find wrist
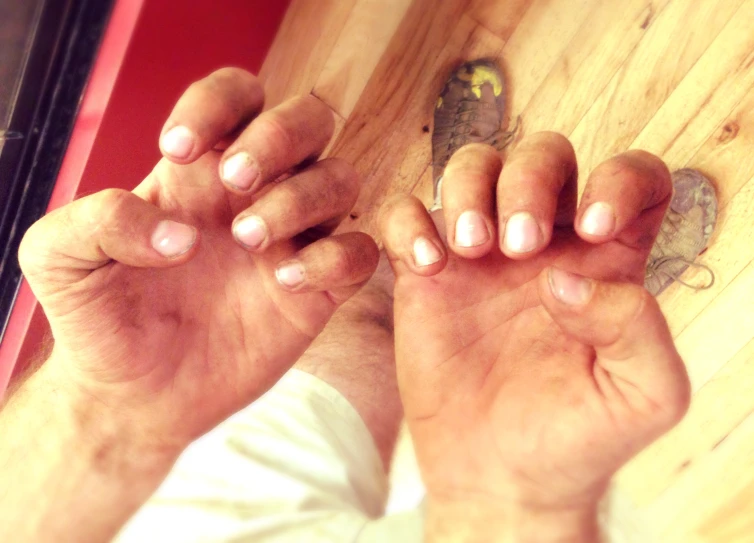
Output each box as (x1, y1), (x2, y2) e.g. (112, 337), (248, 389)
(425, 496), (602, 543)
(42, 349), (182, 474)
(0, 353), (181, 542)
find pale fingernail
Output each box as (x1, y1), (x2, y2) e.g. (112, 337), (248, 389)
(504, 212), (541, 253)
(222, 152), (259, 191)
(548, 267), (593, 306)
(161, 126), (195, 159)
(233, 215), (267, 249)
(581, 202), (616, 236)
(151, 220), (197, 258)
(413, 237), (442, 267)
(276, 262), (305, 288)
(455, 210), (489, 248)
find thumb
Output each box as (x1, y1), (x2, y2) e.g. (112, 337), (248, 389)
(538, 266), (691, 426)
(19, 188), (199, 301)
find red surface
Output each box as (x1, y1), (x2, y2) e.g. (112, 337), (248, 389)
(0, 0), (289, 393)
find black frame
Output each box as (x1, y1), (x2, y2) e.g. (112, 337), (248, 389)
(0, 0), (116, 343)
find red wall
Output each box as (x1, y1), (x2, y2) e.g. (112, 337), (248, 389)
(9, 0), (289, 380)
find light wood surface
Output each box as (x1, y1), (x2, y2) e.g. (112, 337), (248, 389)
(259, 1), (754, 541)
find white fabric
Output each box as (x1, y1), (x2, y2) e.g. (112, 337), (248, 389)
(115, 369), (423, 543)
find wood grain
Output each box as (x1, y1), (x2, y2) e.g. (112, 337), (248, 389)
(313, 0), (413, 118)
(466, 0), (533, 42)
(521, 0), (673, 136)
(501, 0), (601, 118)
(568, 0), (743, 175)
(617, 336), (754, 502)
(258, 0), (357, 108)
(631, 0), (754, 169)
(327, 0), (473, 238)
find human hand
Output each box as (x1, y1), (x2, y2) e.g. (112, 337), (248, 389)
(18, 68), (378, 456)
(380, 134), (690, 542)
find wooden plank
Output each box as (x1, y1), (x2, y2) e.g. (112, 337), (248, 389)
(329, 0), (509, 239)
(672, 257), (754, 392)
(521, 0), (673, 136)
(636, 410), (754, 539)
(466, 0), (534, 43)
(350, 18), (508, 239)
(630, 0), (754, 169)
(258, 0), (357, 108)
(697, 480), (754, 543)
(313, 0), (413, 118)
(354, 20), (508, 239)
(616, 336), (754, 503)
(687, 87), (754, 211)
(501, 0), (600, 118)
(568, 0), (742, 176)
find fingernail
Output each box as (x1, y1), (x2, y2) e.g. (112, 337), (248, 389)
(581, 202), (616, 236)
(161, 126), (195, 159)
(233, 216), (267, 249)
(548, 267), (593, 306)
(222, 152), (259, 191)
(455, 210), (489, 248)
(276, 262), (305, 288)
(413, 237), (443, 267)
(504, 212), (541, 253)
(151, 220), (197, 258)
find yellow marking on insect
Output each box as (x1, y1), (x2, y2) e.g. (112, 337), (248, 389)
(457, 65), (503, 98)
(436, 97), (443, 109)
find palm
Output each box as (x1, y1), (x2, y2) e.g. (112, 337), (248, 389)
(395, 227), (650, 500)
(49, 154), (336, 442)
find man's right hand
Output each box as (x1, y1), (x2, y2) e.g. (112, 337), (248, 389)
(17, 67), (378, 456)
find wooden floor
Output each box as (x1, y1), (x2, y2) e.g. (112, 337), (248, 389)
(259, 1), (754, 541)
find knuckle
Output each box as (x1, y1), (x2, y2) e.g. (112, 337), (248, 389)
(378, 194), (414, 230)
(213, 66), (256, 83)
(17, 221), (45, 275)
(664, 378), (691, 424)
(318, 158), (359, 201)
(326, 243), (354, 280)
(256, 113), (296, 158)
(272, 183), (311, 225)
(321, 236), (373, 282)
(94, 188), (131, 222)
(531, 131), (573, 152)
(297, 94), (331, 118)
(204, 67), (257, 94)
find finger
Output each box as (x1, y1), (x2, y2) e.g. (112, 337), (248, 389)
(577, 150), (672, 249)
(218, 95), (335, 194)
(497, 132), (577, 258)
(441, 143), (501, 258)
(539, 267), (690, 426)
(379, 194), (447, 277)
(231, 158), (358, 251)
(19, 189), (198, 296)
(159, 68), (264, 163)
(274, 232), (380, 303)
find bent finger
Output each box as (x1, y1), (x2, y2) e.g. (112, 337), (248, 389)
(219, 95), (335, 194)
(577, 151), (672, 250)
(160, 67), (264, 163)
(497, 131), (577, 258)
(441, 143), (500, 259)
(231, 158), (359, 251)
(379, 194), (447, 277)
(274, 232), (380, 304)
